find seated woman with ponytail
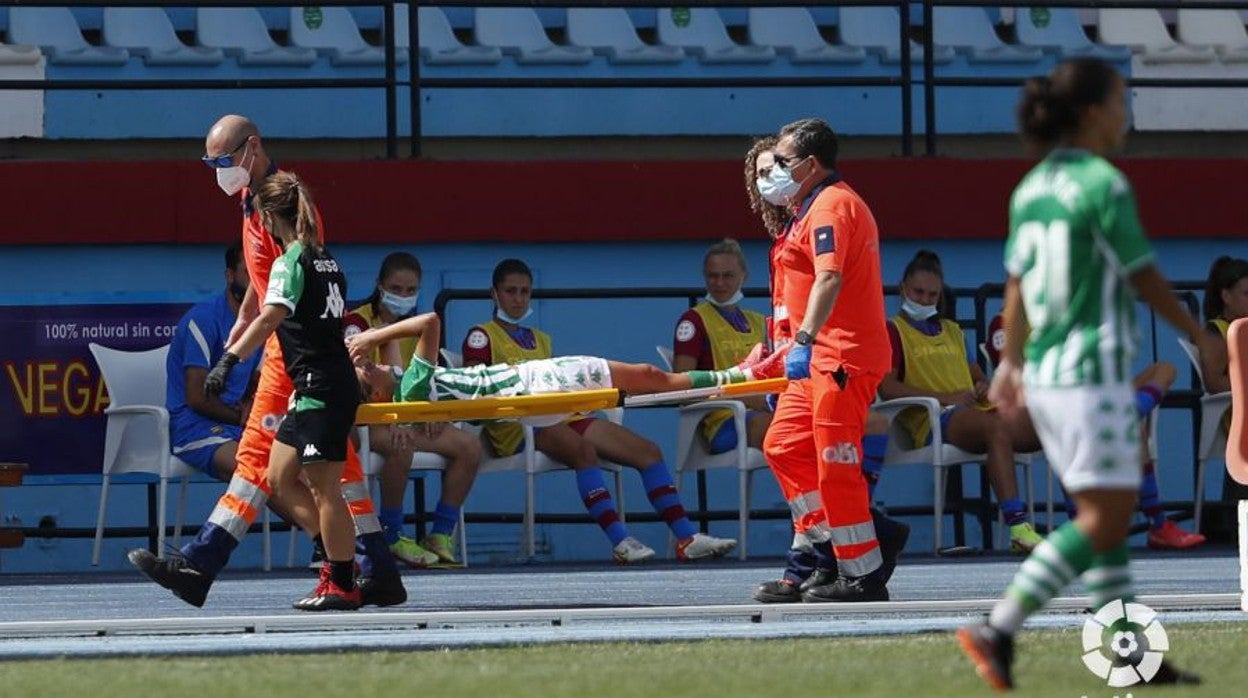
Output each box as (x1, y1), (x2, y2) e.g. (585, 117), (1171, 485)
(879, 249), (1044, 552)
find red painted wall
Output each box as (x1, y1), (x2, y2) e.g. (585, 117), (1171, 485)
(3, 158), (1242, 244)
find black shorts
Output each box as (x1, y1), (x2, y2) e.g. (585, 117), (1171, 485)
(276, 391), (360, 466)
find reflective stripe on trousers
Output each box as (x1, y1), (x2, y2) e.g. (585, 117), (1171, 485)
(207, 475), (267, 541)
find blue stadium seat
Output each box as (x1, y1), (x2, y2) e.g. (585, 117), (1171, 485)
(394, 5), (502, 66)
(1015, 8), (1132, 61)
(102, 8), (223, 67)
(566, 9), (685, 64)
(839, 7), (955, 64)
(747, 8), (866, 64)
(197, 8), (316, 67)
(8, 7), (128, 66)
(656, 8), (775, 64)
(474, 8), (593, 65)
(933, 8), (1044, 63)
(288, 6), (403, 66)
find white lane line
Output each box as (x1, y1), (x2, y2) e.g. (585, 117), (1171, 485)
(0, 593), (1237, 639)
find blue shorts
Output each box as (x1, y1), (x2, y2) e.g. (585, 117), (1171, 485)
(706, 410), (763, 454)
(923, 405), (961, 446)
(170, 412), (242, 476)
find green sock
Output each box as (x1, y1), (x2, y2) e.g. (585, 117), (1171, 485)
(988, 521), (1096, 635)
(1083, 543), (1134, 612)
(687, 367), (747, 389)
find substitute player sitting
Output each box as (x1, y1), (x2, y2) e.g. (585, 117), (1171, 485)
(167, 242), (261, 482)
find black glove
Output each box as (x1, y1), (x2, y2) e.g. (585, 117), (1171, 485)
(205, 352), (240, 397)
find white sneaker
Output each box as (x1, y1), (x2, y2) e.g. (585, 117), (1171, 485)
(612, 537), (656, 564)
(676, 532), (737, 561)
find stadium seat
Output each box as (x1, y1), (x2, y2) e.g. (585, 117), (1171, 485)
(393, 5), (502, 65)
(839, 7), (955, 64)
(1098, 9), (1216, 64)
(102, 8), (224, 67)
(474, 8), (594, 65)
(0, 42), (42, 66)
(1014, 7), (1132, 61)
(673, 400), (768, 560)
(746, 8), (867, 64)
(289, 6), (403, 66)
(655, 345), (674, 371)
(1177, 9), (1248, 64)
(873, 395), (1035, 553)
(87, 343), (196, 567)
(8, 7), (129, 66)
(656, 8), (775, 64)
(932, 8), (1044, 63)
(1177, 337), (1231, 535)
(566, 8), (685, 64)
(197, 8), (317, 67)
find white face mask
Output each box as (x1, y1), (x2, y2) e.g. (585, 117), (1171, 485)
(380, 289), (418, 317)
(705, 290), (744, 308)
(756, 165), (800, 207)
(215, 143), (252, 196)
(901, 297), (939, 321)
(495, 307), (533, 325)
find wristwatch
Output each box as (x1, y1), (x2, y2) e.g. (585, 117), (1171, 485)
(794, 330), (814, 347)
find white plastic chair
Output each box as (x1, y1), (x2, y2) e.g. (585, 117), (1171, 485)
(474, 8), (594, 65)
(932, 8), (1044, 63)
(655, 345), (675, 371)
(1178, 337), (1232, 533)
(196, 8), (317, 66)
(289, 6), (403, 66)
(394, 5), (502, 65)
(567, 8), (684, 64)
(1099, 10), (1216, 64)
(746, 8), (865, 64)
(1177, 10), (1248, 64)
(673, 400), (768, 559)
(0, 42), (43, 66)
(88, 343), (196, 566)
(839, 7), (955, 64)
(102, 8), (223, 66)
(8, 7), (129, 66)
(1015, 8), (1132, 61)
(656, 8), (775, 64)
(873, 396), (1035, 552)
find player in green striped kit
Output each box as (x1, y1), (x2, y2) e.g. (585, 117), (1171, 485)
(349, 313), (787, 417)
(957, 58), (1217, 691)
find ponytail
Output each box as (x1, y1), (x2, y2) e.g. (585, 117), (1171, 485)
(294, 179), (320, 254)
(1017, 58), (1120, 151)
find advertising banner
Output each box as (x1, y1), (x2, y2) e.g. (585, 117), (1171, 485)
(0, 304), (189, 476)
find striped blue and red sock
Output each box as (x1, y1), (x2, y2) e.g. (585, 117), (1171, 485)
(640, 461), (698, 541)
(576, 468), (629, 546)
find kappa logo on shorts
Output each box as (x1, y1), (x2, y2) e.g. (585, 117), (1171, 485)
(821, 443), (859, 464)
(303, 444), (321, 458)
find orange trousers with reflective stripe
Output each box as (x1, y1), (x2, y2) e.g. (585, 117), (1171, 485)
(811, 368), (879, 562)
(222, 334), (373, 529)
(762, 378), (825, 534)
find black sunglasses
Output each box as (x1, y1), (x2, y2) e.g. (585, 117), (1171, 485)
(773, 153), (806, 169)
(201, 138), (249, 169)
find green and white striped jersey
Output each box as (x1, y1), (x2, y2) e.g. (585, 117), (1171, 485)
(397, 356), (524, 403)
(1004, 149), (1154, 387)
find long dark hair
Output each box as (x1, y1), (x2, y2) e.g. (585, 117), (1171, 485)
(744, 136), (788, 238)
(253, 171), (319, 253)
(364, 251), (422, 312)
(1204, 255), (1248, 321)
(1017, 58), (1120, 151)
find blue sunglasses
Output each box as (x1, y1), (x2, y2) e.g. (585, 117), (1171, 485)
(201, 138), (249, 169)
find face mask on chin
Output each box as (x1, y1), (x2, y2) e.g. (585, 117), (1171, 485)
(215, 143), (253, 196)
(495, 307), (533, 325)
(380, 289), (419, 317)
(705, 290), (744, 308)
(901, 297), (939, 321)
